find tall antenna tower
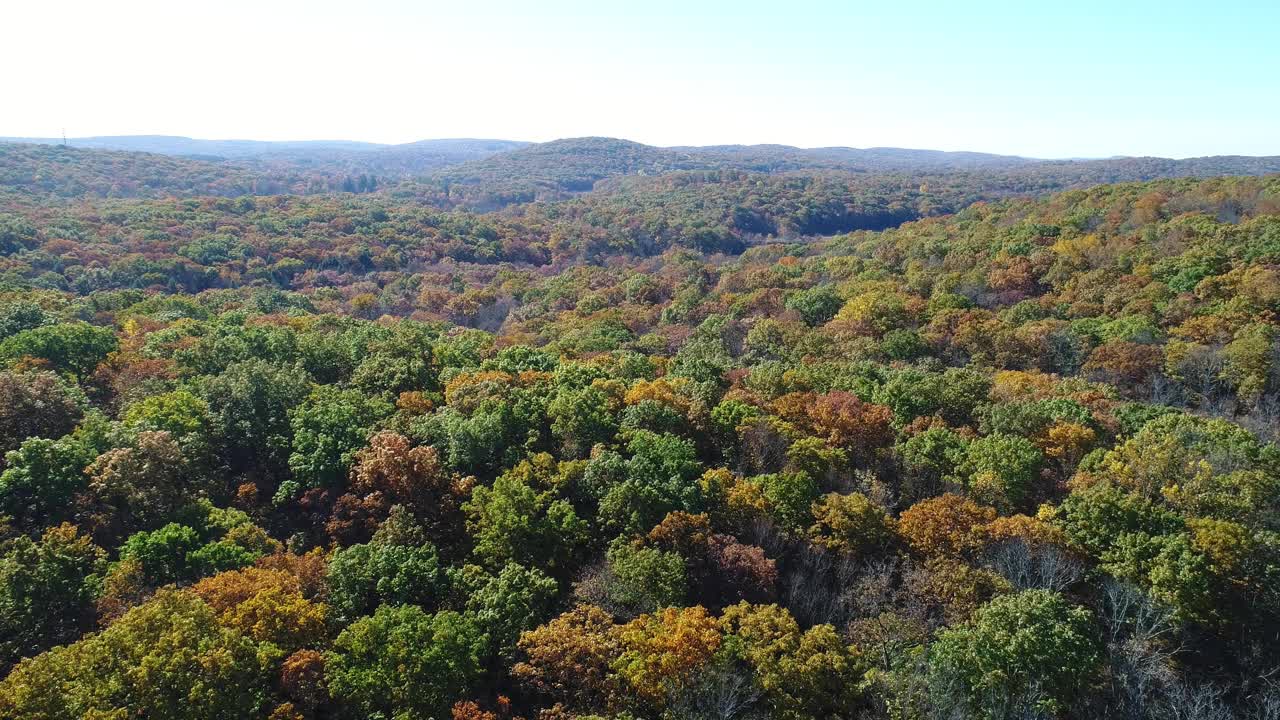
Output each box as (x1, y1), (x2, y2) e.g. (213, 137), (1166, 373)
(62, 129), (67, 147)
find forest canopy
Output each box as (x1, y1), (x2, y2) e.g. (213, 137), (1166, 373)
(0, 138), (1277, 720)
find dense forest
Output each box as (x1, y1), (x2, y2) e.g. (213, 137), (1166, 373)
(0, 137), (1278, 720)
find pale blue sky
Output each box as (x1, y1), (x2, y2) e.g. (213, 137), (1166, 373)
(5, 0), (1278, 157)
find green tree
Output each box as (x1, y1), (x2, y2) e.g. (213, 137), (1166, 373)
(451, 562), (558, 658)
(0, 214), (39, 254)
(898, 426), (968, 497)
(0, 322), (117, 377)
(952, 433), (1044, 509)
(349, 324), (439, 398)
(121, 389), (213, 452)
(0, 524), (105, 667)
(752, 471), (819, 530)
(0, 435), (96, 529)
(590, 431), (704, 537)
(720, 602), (863, 719)
(549, 385), (618, 459)
(592, 540), (687, 616)
(463, 461), (588, 571)
(327, 539), (449, 624)
(785, 286), (843, 327)
(287, 385), (393, 489)
(117, 522), (204, 585)
(326, 605), (487, 720)
(198, 359), (312, 476)
(1101, 531), (1218, 624)
(930, 589), (1101, 719)
(1051, 482), (1183, 557)
(0, 301), (52, 340)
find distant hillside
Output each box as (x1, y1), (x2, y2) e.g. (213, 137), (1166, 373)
(236, 139), (532, 178)
(0, 136), (532, 189)
(1, 135), (527, 159)
(0, 142), (277, 198)
(4, 134), (1278, 208)
(0, 139), (533, 199)
(422, 137), (1280, 211)
(0, 135), (386, 157)
(681, 144), (1039, 172)
(426, 138), (1040, 208)
(987, 155), (1280, 189)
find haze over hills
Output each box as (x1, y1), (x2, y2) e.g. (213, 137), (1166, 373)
(0, 135), (529, 159)
(0, 136), (536, 190)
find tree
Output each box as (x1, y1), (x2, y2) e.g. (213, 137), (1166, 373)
(0, 322), (117, 377)
(929, 589), (1101, 719)
(898, 426), (968, 499)
(834, 287), (914, 336)
(641, 512), (778, 608)
(578, 541), (687, 617)
(613, 605), (722, 706)
(280, 649), (328, 713)
(952, 433), (1044, 509)
(1083, 341), (1164, 394)
(451, 562), (558, 658)
(198, 359), (312, 477)
(80, 431), (198, 541)
(349, 431), (471, 538)
(751, 471), (819, 530)
(549, 385), (619, 459)
(116, 522), (204, 585)
(327, 605), (488, 720)
(0, 589), (276, 720)
(785, 286), (843, 327)
(0, 370), (85, 458)
(326, 537), (449, 623)
(0, 524), (105, 667)
(0, 210), (38, 252)
(800, 391), (895, 461)
(1092, 414), (1280, 527)
(192, 567), (327, 652)
(668, 316), (734, 386)
(121, 389), (213, 452)
(808, 491), (893, 555)
(287, 385), (393, 490)
(514, 605), (622, 712)
(897, 493), (997, 557)
(590, 430), (706, 538)
(465, 459), (588, 571)
(1221, 322), (1276, 403)
(349, 326), (438, 398)
(1101, 532), (1218, 625)
(0, 301), (49, 339)
(784, 437), (849, 490)
(1051, 482), (1183, 557)
(702, 535), (780, 607)
(0, 434), (96, 529)
(719, 602), (863, 719)
(906, 556), (1012, 624)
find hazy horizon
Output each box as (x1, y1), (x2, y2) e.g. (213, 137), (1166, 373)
(5, 132), (1269, 162)
(6, 0), (1279, 159)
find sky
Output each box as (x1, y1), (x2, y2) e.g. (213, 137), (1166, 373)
(5, 0), (1279, 158)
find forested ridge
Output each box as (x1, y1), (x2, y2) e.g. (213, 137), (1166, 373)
(0, 139), (1278, 720)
